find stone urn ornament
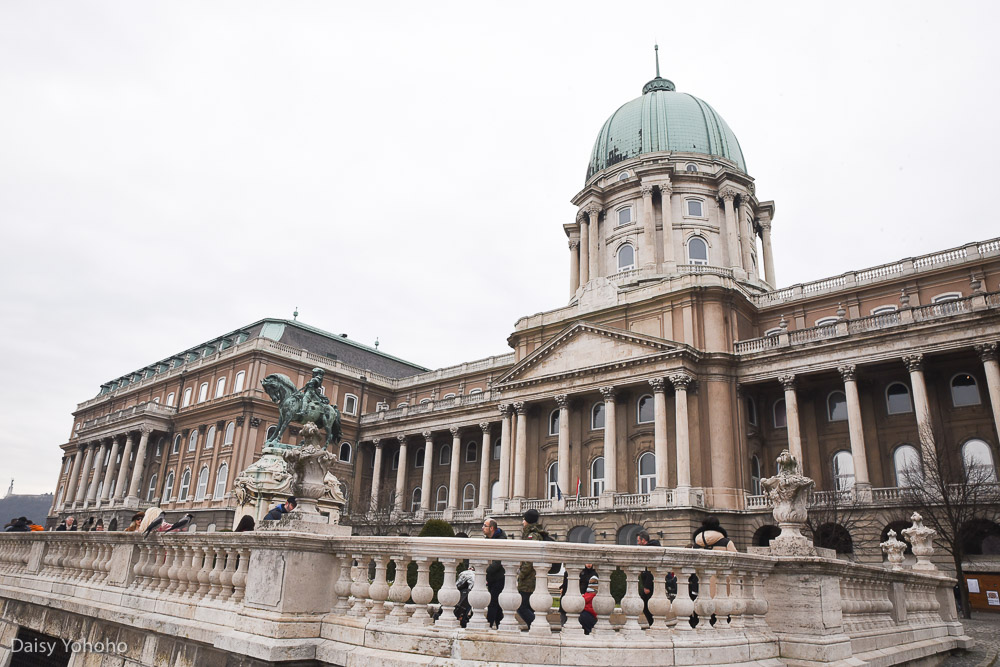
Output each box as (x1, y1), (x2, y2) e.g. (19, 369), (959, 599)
(282, 422), (339, 516)
(760, 449), (817, 556)
(901, 512), (937, 571)
(881, 529), (907, 570)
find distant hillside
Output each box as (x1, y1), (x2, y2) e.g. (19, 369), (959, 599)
(0, 494), (53, 527)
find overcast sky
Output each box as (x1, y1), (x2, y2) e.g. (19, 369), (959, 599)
(2, 1), (998, 496)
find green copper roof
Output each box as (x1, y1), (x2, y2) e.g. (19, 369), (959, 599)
(587, 78), (747, 181)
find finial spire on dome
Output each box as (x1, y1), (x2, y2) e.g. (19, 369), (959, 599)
(655, 43), (660, 78)
(642, 44), (675, 94)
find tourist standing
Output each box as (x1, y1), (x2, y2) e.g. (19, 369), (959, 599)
(482, 517), (507, 628)
(517, 509), (551, 629)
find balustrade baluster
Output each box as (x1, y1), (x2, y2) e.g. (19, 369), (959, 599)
(620, 565), (645, 634)
(434, 558), (460, 629)
(194, 546), (211, 597)
(219, 548), (237, 601)
(528, 562), (553, 636)
(497, 560), (521, 632)
(386, 556), (411, 624)
(728, 571), (746, 629)
(590, 566), (616, 635)
(673, 568), (695, 631)
(465, 558), (491, 631)
(231, 548), (249, 602)
(367, 555), (389, 622)
(78, 542), (95, 582)
(695, 568), (716, 631)
(561, 563), (586, 637)
(647, 566), (672, 634)
(332, 552), (354, 614)
(204, 546), (222, 600)
(410, 558), (434, 625)
(132, 546), (149, 588)
(349, 555), (369, 617)
(713, 572), (732, 632)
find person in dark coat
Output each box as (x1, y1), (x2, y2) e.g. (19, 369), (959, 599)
(55, 516), (76, 531)
(235, 515), (256, 532)
(482, 517), (507, 628)
(262, 497), (296, 521)
(4, 517), (30, 532)
(516, 509), (551, 629)
(637, 530), (661, 626)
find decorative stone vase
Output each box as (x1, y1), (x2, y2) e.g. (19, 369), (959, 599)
(901, 512), (937, 571)
(760, 449), (817, 556)
(881, 530), (907, 570)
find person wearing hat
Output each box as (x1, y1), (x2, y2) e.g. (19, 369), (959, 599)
(124, 512), (145, 532)
(516, 508), (551, 628)
(580, 575), (599, 635)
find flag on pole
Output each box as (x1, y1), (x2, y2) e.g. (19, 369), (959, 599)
(575, 477), (581, 501)
(556, 485), (562, 500)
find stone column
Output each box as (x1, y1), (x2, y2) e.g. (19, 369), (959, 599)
(555, 395), (570, 497)
(64, 446), (84, 508)
(720, 188), (740, 268)
(394, 435), (408, 512)
(760, 217), (776, 286)
(85, 440), (108, 506)
(478, 422), (491, 509)
(448, 427), (461, 510)
(50, 457), (67, 513)
(839, 365), (871, 488)
(660, 183), (675, 270)
(976, 343), (1000, 442)
(600, 387), (618, 494)
(904, 354), (937, 456)
(370, 439), (383, 512)
(671, 374), (693, 490)
(126, 428), (151, 502)
(586, 204), (601, 281)
(74, 442), (96, 504)
(497, 404), (512, 501)
(99, 436), (121, 503)
(114, 432), (135, 501)
(569, 240), (580, 296)
(420, 431), (434, 511)
(778, 375), (803, 463)
(650, 378), (669, 489)
(740, 195), (755, 277)
(513, 402), (528, 498)
(640, 183), (656, 268)
(578, 213), (590, 285)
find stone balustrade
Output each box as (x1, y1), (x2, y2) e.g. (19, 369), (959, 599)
(0, 531), (969, 667)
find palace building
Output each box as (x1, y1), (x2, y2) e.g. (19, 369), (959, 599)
(48, 66), (1000, 562)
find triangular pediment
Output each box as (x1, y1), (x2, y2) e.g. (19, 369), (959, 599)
(494, 322), (680, 387)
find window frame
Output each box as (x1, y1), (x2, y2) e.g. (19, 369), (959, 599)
(340, 442), (352, 463)
(414, 447), (424, 469)
(616, 242), (636, 272)
(166, 392), (175, 407)
(224, 422), (235, 446)
(636, 394), (654, 424)
(188, 429), (198, 452)
(773, 398), (787, 429)
(814, 316), (839, 327)
(182, 388), (192, 407)
(685, 163), (698, 172)
(465, 441), (477, 463)
(931, 291), (962, 303)
(172, 434), (181, 455)
(198, 382), (209, 403)
(746, 396), (758, 426)
(638, 451), (656, 494)
(343, 393), (359, 416)
(146, 474), (158, 502)
(617, 171), (630, 181)
(591, 402), (605, 430)
(687, 236), (709, 265)
(391, 449), (399, 470)
(233, 370), (246, 393)
(205, 425), (216, 450)
(215, 377), (226, 398)
(615, 206), (633, 227)
(950, 372), (981, 407)
(195, 466), (210, 501)
(591, 456), (605, 496)
(410, 487), (422, 513)
(827, 390), (848, 422)
(892, 444), (922, 486)
(685, 198), (705, 218)
(439, 444), (451, 466)
(962, 439), (998, 483)
(214, 463), (229, 499)
(462, 483), (476, 509)
(750, 456), (762, 495)
(832, 450), (855, 491)
(493, 438), (501, 461)
(178, 468), (192, 501)
(436, 485), (448, 511)
(163, 471), (175, 501)
(871, 305), (898, 315)
(886, 382), (913, 415)
(548, 409), (559, 436)
(547, 461), (559, 499)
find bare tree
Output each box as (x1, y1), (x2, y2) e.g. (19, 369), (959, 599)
(345, 487), (400, 536)
(898, 427), (1000, 619)
(805, 489), (883, 560)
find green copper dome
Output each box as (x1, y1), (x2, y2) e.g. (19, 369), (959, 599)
(587, 77), (747, 181)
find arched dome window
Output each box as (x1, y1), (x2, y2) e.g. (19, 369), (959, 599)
(963, 439), (997, 483)
(951, 373), (981, 407)
(617, 171), (630, 181)
(832, 451), (855, 491)
(685, 163), (698, 172)
(591, 457), (605, 496)
(893, 445), (921, 486)
(617, 244), (635, 271)
(547, 462), (559, 499)
(773, 399), (787, 428)
(462, 483), (476, 509)
(886, 382), (913, 414)
(687, 237), (708, 265)
(591, 402), (605, 430)
(638, 452), (656, 493)
(548, 409), (559, 436)
(637, 395), (654, 424)
(827, 391), (848, 422)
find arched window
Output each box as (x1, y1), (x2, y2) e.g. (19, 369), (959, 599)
(637, 395), (654, 424)
(568, 526), (596, 543)
(886, 382), (913, 414)
(465, 441), (477, 463)
(872, 305), (898, 315)
(391, 449), (399, 470)
(750, 455), (762, 495)
(166, 392), (175, 407)
(548, 409), (560, 436)
(773, 399), (787, 428)
(547, 462), (559, 499)
(108, 478), (117, 499)
(224, 422), (235, 446)
(178, 468), (192, 501)
(214, 463), (229, 499)
(410, 487), (422, 513)
(687, 236), (708, 265)
(764, 327), (782, 337)
(617, 524), (644, 545)
(591, 457), (605, 496)
(344, 394), (358, 416)
(963, 439), (998, 483)
(638, 452), (656, 493)
(814, 523), (854, 554)
(463, 483), (476, 509)
(205, 426), (216, 450)
(893, 445), (922, 486)
(419, 398), (431, 405)
(932, 292), (962, 303)
(340, 442), (352, 463)
(617, 244), (635, 271)
(96, 481), (103, 501)
(493, 438), (501, 460)
(491, 480), (500, 506)
(685, 163), (698, 173)
(618, 171), (630, 181)
(146, 474), (157, 502)
(439, 444), (451, 466)
(397, 402), (409, 408)
(591, 402), (605, 429)
(827, 391), (848, 422)
(188, 429), (198, 452)
(436, 485), (448, 511)
(746, 396), (758, 426)
(197, 382), (208, 403)
(216, 377), (226, 398)
(182, 388), (192, 407)
(951, 373), (981, 407)
(163, 471), (175, 500)
(414, 447), (425, 468)
(686, 199), (704, 217)
(832, 451), (855, 491)
(155, 437), (165, 457)
(233, 371), (245, 393)
(815, 317), (839, 327)
(195, 466), (209, 501)
(265, 425), (278, 441)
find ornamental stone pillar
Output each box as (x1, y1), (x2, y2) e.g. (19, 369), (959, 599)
(586, 204), (601, 281)
(569, 240), (580, 297)
(838, 365), (871, 489)
(720, 188), (740, 268)
(555, 395), (570, 497)
(100, 436), (121, 503)
(126, 427), (152, 503)
(394, 435), (408, 512)
(740, 195), (755, 277)
(64, 446), (84, 508)
(650, 378), (669, 490)
(478, 422), (491, 509)
(760, 215), (776, 286)
(85, 440), (108, 506)
(660, 183), (676, 271)
(778, 375), (803, 463)
(671, 374), (693, 490)
(497, 405), (512, 502)
(114, 432), (135, 501)
(976, 343), (1000, 443)
(513, 402), (528, 498)
(904, 354), (937, 457)
(74, 443), (96, 505)
(578, 213), (590, 285)
(600, 387), (618, 494)
(420, 431), (434, 511)
(370, 439), (383, 512)
(640, 183), (656, 268)
(448, 427), (461, 510)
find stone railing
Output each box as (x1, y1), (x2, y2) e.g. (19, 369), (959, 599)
(361, 389), (495, 425)
(613, 492), (651, 508)
(0, 531), (967, 667)
(77, 400), (178, 433)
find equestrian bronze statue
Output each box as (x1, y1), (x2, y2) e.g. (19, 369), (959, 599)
(261, 367), (342, 446)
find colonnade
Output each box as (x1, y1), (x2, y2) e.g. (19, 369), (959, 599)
(54, 427), (153, 513)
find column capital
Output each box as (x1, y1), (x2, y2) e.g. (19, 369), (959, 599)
(397, 435), (408, 446)
(498, 403), (511, 417)
(372, 437), (381, 448)
(449, 426), (460, 436)
(640, 183), (654, 197)
(554, 394), (569, 408)
(658, 182), (673, 196)
(669, 373), (693, 390)
(648, 377), (666, 393)
(422, 430), (433, 442)
(740, 192), (754, 207)
(599, 386), (616, 401)
(139, 426), (152, 437)
(585, 203), (602, 217)
(903, 354), (925, 373)
(838, 364), (858, 382)
(976, 342), (998, 363)
(719, 187), (738, 202)
(759, 219), (772, 232)
(777, 374), (796, 390)
(479, 421), (491, 434)
(512, 401), (527, 415)
(568, 239), (580, 250)
(576, 208), (587, 223)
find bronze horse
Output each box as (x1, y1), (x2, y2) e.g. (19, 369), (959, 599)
(261, 373), (342, 446)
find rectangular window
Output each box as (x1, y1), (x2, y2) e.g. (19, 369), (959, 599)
(344, 394), (358, 416)
(686, 200), (703, 217)
(617, 207), (632, 226)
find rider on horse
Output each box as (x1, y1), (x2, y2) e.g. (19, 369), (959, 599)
(296, 367), (330, 414)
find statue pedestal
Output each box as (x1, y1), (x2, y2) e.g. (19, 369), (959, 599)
(257, 510), (351, 537)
